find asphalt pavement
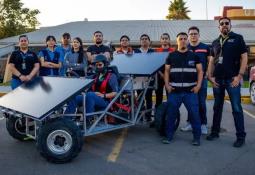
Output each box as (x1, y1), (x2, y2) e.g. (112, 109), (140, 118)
(0, 100), (255, 175)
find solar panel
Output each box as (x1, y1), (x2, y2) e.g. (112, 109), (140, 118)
(111, 52), (169, 76)
(0, 77), (93, 120)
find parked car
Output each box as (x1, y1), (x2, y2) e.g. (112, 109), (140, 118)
(249, 65), (255, 104)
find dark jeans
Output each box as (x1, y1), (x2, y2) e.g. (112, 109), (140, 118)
(211, 78), (246, 139)
(165, 92), (201, 140)
(187, 79), (207, 124)
(65, 92), (109, 117)
(11, 78), (22, 90)
(155, 74), (165, 109)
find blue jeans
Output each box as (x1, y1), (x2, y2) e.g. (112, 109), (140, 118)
(165, 92), (201, 140)
(65, 92), (109, 117)
(11, 78), (22, 90)
(187, 79), (207, 124)
(212, 79), (246, 139)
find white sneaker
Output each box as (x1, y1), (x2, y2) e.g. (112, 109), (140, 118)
(180, 123), (192, 132)
(201, 124), (208, 135)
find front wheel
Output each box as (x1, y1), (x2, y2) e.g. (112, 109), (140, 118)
(250, 82), (255, 104)
(36, 118), (83, 163)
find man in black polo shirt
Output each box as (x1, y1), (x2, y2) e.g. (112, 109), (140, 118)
(163, 32), (203, 146)
(207, 17), (248, 148)
(8, 35), (40, 89)
(86, 31), (111, 64)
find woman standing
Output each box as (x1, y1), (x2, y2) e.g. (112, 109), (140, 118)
(64, 37), (87, 77)
(38, 35), (61, 76)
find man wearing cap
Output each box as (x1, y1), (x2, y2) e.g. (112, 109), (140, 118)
(65, 55), (119, 115)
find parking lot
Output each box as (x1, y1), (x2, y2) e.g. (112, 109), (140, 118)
(0, 100), (255, 175)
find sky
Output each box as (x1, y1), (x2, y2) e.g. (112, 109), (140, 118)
(21, 0), (255, 27)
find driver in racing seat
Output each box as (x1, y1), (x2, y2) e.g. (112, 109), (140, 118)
(65, 55), (119, 117)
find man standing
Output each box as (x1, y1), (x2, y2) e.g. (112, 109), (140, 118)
(134, 34), (154, 122)
(55, 33), (72, 76)
(114, 35), (133, 55)
(87, 31), (111, 63)
(181, 26), (211, 134)
(207, 17), (248, 148)
(155, 33), (174, 109)
(163, 32), (203, 146)
(8, 35), (40, 89)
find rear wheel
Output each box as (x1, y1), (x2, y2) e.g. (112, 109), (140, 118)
(36, 118), (83, 163)
(155, 102), (180, 136)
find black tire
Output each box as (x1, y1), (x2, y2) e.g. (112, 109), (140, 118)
(155, 102), (180, 136)
(36, 118), (83, 163)
(6, 116), (27, 141)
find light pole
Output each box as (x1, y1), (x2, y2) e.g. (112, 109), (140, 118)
(206, 0), (208, 20)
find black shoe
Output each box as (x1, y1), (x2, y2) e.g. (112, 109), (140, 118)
(233, 139), (245, 148)
(191, 139), (200, 146)
(206, 133), (219, 141)
(162, 138), (172, 144)
(149, 121), (155, 128)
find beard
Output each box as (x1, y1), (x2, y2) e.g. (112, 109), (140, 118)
(96, 40), (102, 45)
(221, 28), (230, 35)
(181, 47), (186, 51)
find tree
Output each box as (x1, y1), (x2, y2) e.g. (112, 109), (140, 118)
(166, 0), (191, 20)
(0, 0), (40, 39)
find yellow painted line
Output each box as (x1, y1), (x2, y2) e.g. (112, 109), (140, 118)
(225, 100), (255, 119)
(107, 128), (128, 162)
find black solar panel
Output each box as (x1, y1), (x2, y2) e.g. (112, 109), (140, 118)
(111, 52), (169, 76)
(0, 77), (93, 120)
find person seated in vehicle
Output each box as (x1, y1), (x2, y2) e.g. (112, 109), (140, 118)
(65, 55), (119, 116)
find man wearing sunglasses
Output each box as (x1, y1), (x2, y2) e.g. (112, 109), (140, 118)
(207, 17), (248, 148)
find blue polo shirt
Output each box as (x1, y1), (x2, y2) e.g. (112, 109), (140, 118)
(188, 42), (210, 75)
(211, 31), (247, 79)
(55, 44), (72, 76)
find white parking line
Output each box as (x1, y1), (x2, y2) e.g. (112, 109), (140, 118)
(225, 100), (255, 119)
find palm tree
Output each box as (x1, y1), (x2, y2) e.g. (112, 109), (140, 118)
(166, 0), (191, 20)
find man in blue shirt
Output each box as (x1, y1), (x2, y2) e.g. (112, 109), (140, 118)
(55, 33), (72, 76)
(181, 26), (211, 134)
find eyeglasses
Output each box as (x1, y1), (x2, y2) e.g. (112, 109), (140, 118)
(220, 22), (230, 26)
(189, 33), (198, 36)
(95, 63), (104, 67)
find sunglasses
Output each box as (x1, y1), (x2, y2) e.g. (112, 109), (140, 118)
(220, 22), (230, 26)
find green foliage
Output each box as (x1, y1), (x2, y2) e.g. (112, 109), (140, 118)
(166, 0), (191, 20)
(0, 0), (40, 39)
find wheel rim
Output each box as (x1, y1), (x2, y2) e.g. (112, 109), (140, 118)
(251, 83), (255, 103)
(46, 130), (73, 155)
(14, 118), (26, 135)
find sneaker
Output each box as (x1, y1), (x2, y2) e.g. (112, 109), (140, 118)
(162, 138), (172, 144)
(206, 133), (219, 141)
(233, 139), (245, 148)
(191, 139), (200, 146)
(180, 123), (192, 132)
(201, 124), (208, 135)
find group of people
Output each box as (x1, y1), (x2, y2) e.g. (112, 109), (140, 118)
(8, 16), (248, 147)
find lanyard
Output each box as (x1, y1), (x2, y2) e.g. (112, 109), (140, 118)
(219, 36), (229, 56)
